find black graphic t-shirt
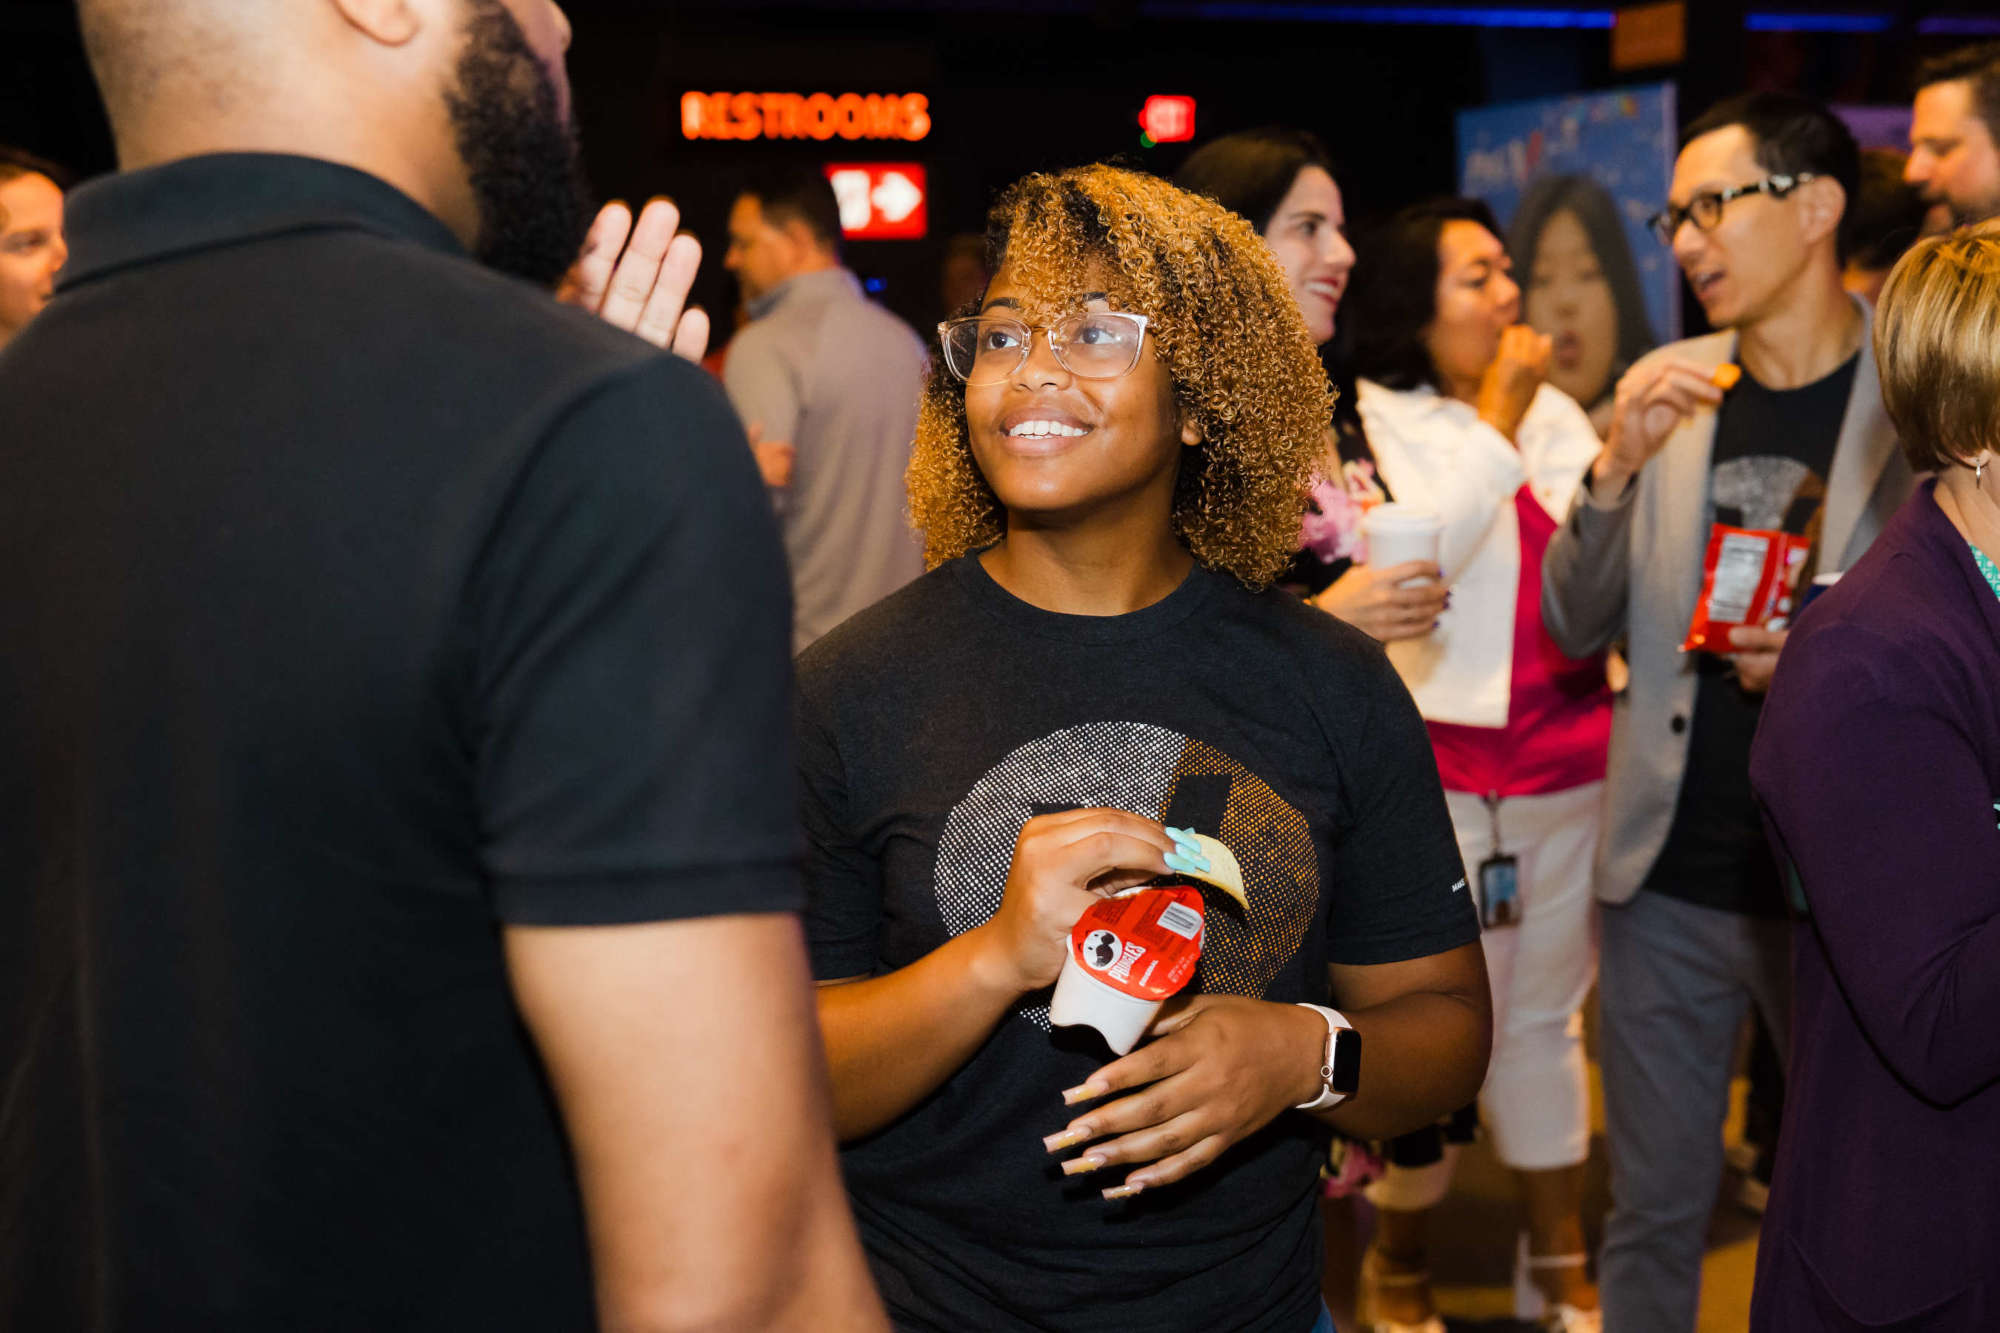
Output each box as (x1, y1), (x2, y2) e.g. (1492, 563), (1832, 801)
(1645, 353), (1856, 916)
(797, 555), (1476, 1333)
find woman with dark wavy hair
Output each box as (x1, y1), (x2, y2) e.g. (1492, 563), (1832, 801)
(1176, 128), (1448, 642)
(798, 164), (1489, 1332)
(1341, 198), (1608, 1333)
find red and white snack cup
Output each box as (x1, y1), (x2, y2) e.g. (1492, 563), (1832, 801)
(1048, 886), (1205, 1055)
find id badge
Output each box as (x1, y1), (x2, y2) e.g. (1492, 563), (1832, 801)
(1479, 854), (1520, 929)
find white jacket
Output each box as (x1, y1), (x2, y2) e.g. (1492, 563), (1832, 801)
(1357, 378), (1603, 728)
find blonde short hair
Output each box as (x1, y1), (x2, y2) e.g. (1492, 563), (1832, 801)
(1873, 227), (2000, 472)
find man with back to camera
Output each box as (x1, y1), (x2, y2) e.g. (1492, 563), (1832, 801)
(0, 146), (68, 352)
(0, 2), (886, 1329)
(1907, 42), (2000, 230)
(722, 165), (926, 652)
(1542, 93), (1914, 1333)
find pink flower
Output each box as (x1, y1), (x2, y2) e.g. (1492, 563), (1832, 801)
(1298, 461), (1383, 564)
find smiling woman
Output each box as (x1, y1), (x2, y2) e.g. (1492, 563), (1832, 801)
(797, 163), (1491, 1333)
(909, 165), (1329, 588)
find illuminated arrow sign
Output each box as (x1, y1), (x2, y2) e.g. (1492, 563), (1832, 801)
(822, 163), (928, 240)
(871, 171), (924, 224)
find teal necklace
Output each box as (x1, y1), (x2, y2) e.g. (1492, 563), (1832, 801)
(1972, 541), (2000, 603)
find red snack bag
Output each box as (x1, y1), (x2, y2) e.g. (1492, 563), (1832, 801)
(1048, 886), (1205, 1053)
(1680, 524), (1811, 655)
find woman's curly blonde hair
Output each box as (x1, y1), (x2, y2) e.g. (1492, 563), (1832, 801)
(907, 163), (1332, 589)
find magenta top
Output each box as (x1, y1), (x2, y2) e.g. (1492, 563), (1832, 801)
(1427, 488), (1611, 797)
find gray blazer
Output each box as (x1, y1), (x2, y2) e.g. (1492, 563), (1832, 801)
(1540, 298), (1915, 904)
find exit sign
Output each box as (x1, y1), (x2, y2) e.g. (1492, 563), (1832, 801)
(824, 164), (928, 241)
(1140, 95), (1197, 144)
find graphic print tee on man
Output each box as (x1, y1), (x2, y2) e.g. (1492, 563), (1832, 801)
(798, 555), (1478, 1333)
(1643, 354), (1857, 916)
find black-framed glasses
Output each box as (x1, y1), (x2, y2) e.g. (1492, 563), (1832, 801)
(1647, 172), (1817, 245)
(936, 311), (1150, 386)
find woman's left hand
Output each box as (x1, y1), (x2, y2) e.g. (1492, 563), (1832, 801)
(1041, 996), (1326, 1198)
(1312, 561), (1447, 641)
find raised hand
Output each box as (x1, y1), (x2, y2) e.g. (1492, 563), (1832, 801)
(1592, 358), (1725, 497)
(558, 198), (711, 362)
(1476, 324), (1553, 442)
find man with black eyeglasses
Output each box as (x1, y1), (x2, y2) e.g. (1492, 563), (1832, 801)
(1541, 92), (1914, 1332)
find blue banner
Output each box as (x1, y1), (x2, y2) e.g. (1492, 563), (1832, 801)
(1458, 83), (1681, 418)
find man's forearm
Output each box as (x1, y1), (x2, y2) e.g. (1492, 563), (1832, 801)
(1541, 463), (1636, 660)
(1587, 449), (1639, 504)
(506, 915), (887, 1333)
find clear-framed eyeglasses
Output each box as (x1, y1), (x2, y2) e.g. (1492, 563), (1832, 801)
(1647, 172), (1817, 245)
(936, 311), (1150, 386)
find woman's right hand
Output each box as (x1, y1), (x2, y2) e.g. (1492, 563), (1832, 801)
(971, 810), (1178, 996)
(1475, 324), (1553, 442)
(1312, 562), (1447, 642)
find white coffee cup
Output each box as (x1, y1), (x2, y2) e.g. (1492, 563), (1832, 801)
(1362, 503), (1443, 576)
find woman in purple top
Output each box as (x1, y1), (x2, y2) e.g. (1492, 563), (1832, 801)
(1748, 231), (2000, 1331)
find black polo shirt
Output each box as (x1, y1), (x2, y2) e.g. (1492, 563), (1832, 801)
(0, 154), (800, 1330)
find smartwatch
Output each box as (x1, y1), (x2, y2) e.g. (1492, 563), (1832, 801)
(1293, 1004), (1361, 1111)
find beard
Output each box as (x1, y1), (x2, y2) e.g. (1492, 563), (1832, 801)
(443, 0), (592, 286)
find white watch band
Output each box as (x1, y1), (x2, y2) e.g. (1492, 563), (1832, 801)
(1293, 1003), (1353, 1111)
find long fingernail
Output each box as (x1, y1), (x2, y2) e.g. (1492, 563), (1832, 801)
(1102, 1182), (1145, 1201)
(1061, 1153), (1107, 1176)
(1042, 1125), (1092, 1153)
(1165, 826), (1200, 849)
(1164, 851), (1212, 875)
(1061, 1083), (1100, 1106)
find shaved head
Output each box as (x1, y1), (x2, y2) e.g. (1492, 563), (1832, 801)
(77, 0), (265, 137)
(74, 0), (588, 283)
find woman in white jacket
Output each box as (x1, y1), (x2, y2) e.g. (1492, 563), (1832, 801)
(1340, 199), (1610, 1333)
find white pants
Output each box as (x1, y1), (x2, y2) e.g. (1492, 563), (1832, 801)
(1367, 781), (1601, 1208)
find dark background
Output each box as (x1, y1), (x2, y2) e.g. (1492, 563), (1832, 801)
(3, 0), (1991, 335)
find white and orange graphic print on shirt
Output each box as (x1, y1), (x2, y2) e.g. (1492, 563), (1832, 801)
(931, 720), (1319, 1031)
